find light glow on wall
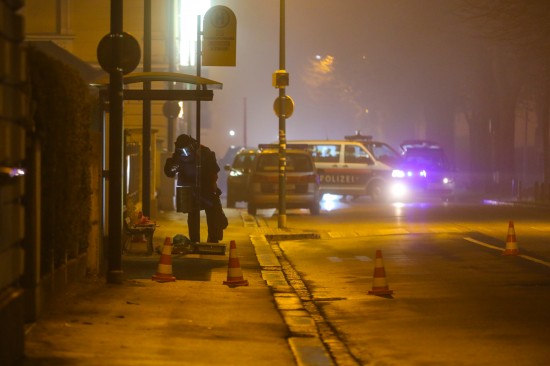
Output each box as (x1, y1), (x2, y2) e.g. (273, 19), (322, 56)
(177, 0), (211, 67)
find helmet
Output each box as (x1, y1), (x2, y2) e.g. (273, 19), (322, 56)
(173, 234), (190, 246)
(172, 234), (192, 254)
(174, 134), (197, 158)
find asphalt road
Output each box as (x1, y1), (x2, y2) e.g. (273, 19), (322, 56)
(258, 196), (550, 365)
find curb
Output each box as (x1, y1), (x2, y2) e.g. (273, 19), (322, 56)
(244, 213), (336, 366)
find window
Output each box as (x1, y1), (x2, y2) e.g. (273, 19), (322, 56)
(257, 154), (279, 172)
(125, 142), (141, 199)
(286, 154), (313, 172)
(233, 153), (256, 170)
(366, 142), (401, 164)
(311, 144), (340, 163)
(257, 153), (313, 172)
(344, 145), (373, 164)
(404, 149), (449, 169)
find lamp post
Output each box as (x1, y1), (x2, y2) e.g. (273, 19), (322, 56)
(278, 0), (287, 229)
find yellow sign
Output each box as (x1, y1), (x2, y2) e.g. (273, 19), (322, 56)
(202, 6), (237, 67)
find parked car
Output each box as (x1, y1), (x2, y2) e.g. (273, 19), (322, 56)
(217, 145), (253, 195)
(246, 144), (321, 215)
(393, 140), (455, 200)
(224, 148), (259, 208)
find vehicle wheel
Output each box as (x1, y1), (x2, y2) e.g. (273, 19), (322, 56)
(310, 201), (320, 216)
(247, 203), (257, 215)
(369, 182), (386, 202)
(226, 190), (236, 208)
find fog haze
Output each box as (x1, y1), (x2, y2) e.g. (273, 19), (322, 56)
(203, 0), (465, 157)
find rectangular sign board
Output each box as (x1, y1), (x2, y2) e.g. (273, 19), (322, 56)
(202, 5), (237, 67)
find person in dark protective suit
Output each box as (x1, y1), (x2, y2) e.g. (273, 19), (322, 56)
(164, 134), (228, 243)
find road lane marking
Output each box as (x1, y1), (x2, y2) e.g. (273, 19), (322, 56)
(327, 231), (358, 238)
(530, 225), (550, 232)
(518, 254), (550, 268)
(464, 237), (550, 268)
(463, 237), (502, 251)
(327, 256), (372, 262)
(355, 256), (372, 261)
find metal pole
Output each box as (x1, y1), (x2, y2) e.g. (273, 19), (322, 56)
(107, 0), (124, 284)
(244, 97), (247, 147)
(278, 0), (286, 229)
(167, 0), (176, 147)
(142, 0), (152, 217)
(188, 14), (202, 243)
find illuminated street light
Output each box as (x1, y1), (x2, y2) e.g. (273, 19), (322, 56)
(177, 0), (211, 67)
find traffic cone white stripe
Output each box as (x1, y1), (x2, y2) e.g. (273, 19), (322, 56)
(503, 221), (519, 256)
(157, 263), (172, 273)
(223, 240), (248, 287)
(372, 277), (388, 288)
(152, 237), (176, 282)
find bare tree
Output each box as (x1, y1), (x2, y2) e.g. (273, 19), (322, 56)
(460, 0), (550, 191)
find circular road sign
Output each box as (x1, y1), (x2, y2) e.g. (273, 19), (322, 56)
(97, 32), (141, 75)
(273, 95), (294, 119)
(163, 101), (181, 119)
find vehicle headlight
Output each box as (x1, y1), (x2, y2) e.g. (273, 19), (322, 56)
(420, 170), (427, 177)
(229, 170), (243, 177)
(390, 182), (408, 198)
(392, 169), (405, 178)
(442, 177), (452, 184)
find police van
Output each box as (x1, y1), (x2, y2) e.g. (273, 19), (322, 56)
(288, 139), (399, 201)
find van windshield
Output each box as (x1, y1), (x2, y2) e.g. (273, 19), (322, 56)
(361, 141), (401, 166)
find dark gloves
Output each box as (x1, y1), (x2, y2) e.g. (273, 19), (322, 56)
(164, 157), (179, 177)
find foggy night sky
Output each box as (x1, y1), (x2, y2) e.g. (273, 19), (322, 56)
(203, 0), (467, 158)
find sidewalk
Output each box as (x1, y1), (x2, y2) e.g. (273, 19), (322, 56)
(23, 208), (330, 366)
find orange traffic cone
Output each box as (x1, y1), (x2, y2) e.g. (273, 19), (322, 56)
(368, 250), (393, 296)
(223, 240), (249, 287)
(152, 237), (176, 282)
(502, 220), (519, 256)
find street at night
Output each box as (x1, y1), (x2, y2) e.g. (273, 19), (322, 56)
(5, 1), (550, 365)
(264, 196), (550, 365)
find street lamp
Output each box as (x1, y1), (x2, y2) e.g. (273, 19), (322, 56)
(277, 0), (287, 229)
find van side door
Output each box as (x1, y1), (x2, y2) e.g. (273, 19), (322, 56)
(342, 144), (376, 191)
(311, 143), (375, 195)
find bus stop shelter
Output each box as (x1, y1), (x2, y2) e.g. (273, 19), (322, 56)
(92, 71), (224, 282)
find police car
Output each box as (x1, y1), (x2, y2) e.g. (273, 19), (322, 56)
(288, 139), (401, 201)
(393, 140), (455, 200)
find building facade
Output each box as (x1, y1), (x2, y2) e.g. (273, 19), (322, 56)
(1, 1), (219, 363)
(1, 0), (28, 364)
